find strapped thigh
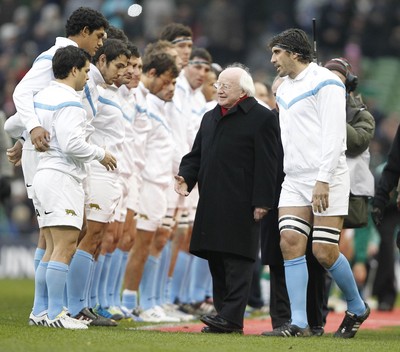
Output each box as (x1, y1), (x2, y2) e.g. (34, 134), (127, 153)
(161, 214), (175, 229)
(312, 226), (341, 245)
(278, 215), (312, 238)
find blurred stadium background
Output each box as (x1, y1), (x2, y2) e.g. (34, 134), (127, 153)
(0, 0), (400, 279)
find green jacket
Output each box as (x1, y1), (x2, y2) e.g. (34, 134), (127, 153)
(346, 94), (375, 157)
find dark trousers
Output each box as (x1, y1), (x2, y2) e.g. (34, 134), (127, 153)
(207, 251), (254, 329)
(269, 264), (290, 329)
(373, 207), (398, 308)
(247, 254), (264, 309)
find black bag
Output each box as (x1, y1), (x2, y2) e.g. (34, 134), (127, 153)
(343, 194), (369, 229)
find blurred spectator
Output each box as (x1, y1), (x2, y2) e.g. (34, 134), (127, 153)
(201, 0), (244, 65)
(0, 109), (14, 236)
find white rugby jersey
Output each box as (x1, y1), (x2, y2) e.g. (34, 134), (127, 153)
(165, 96), (190, 175)
(141, 93), (174, 187)
(174, 73), (207, 148)
(204, 100), (217, 113)
(118, 84), (137, 177)
(33, 81), (105, 182)
(90, 83), (125, 178)
(276, 62), (348, 184)
(12, 37), (79, 134)
(82, 63), (104, 140)
(131, 81), (152, 174)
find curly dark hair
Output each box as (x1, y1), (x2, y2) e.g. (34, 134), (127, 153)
(65, 7), (109, 37)
(268, 28), (313, 64)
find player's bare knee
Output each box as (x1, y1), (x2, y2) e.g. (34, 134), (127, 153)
(279, 215), (311, 257)
(312, 227), (341, 268)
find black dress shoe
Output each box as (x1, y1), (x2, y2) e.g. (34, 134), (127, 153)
(200, 315), (243, 334)
(201, 326), (225, 333)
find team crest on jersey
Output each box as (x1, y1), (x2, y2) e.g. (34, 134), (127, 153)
(65, 209), (77, 216)
(89, 203), (102, 210)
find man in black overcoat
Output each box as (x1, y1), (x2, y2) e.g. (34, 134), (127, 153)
(175, 64), (280, 333)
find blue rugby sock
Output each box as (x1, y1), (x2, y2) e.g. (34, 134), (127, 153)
(113, 250), (129, 307)
(34, 248), (45, 272)
(46, 261), (69, 320)
(284, 255), (308, 328)
(178, 254), (194, 304)
(328, 253), (366, 316)
(122, 289), (138, 311)
(139, 255), (159, 310)
(32, 261), (48, 315)
(90, 254), (104, 308)
(67, 249), (93, 316)
(164, 276), (173, 304)
(107, 249), (123, 307)
(189, 256), (211, 303)
(98, 253), (112, 308)
(155, 241), (171, 306)
(170, 251), (190, 303)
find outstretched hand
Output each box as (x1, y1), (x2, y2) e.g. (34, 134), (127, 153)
(174, 175), (189, 196)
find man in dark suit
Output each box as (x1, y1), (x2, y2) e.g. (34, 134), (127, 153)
(175, 63), (280, 334)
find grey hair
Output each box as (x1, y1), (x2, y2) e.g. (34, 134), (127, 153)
(225, 62), (255, 97)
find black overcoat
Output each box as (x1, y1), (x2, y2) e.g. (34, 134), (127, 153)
(178, 97), (280, 261)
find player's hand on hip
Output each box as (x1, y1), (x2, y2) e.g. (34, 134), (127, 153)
(100, 151), (117, 171)
(6, 140), (23, 166)
(30, 126), (50, 152)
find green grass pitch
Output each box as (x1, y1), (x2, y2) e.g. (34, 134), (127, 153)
(0, 279), (399, 352)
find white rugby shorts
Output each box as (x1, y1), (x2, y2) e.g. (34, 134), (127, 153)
(85, 175), (122, 223)
(32, 169), (84, 229)
(136, 180), (168, 232)
(279, 171), (350, 216)
(21, 143), (39, 199)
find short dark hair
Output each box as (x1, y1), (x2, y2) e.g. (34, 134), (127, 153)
(106, 25), (129, 43)
(142, 52), (179, 78)
(190, 47), (212, 63)
(65, 7), (109, 37)
(268, 28), (313, 63)
(127, 43), (140, 58)
(52, 46), (90, 79)
(92, 39), (131, 64)
(159, 23), (192, 42)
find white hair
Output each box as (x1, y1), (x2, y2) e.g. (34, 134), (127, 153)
(225, 62), (255, 97)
